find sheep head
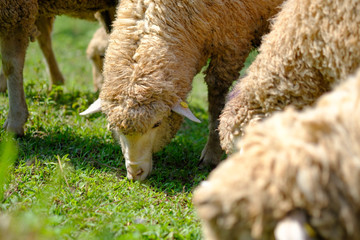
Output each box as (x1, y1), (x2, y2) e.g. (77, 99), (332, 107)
(80, 99), (200, 180)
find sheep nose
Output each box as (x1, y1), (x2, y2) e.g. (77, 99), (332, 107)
(127, 167), (146, 181)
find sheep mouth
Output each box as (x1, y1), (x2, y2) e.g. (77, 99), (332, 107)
(136, 169), (144, 176)
(127, 168), (145, 177)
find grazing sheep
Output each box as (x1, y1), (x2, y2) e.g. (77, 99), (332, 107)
(85, 9), (116, 92)
(86, 26), (109, 92)
(0, 0), (118, 136)
(218, 0), (360, 153)
(194, 69), (360, 240)
(81, 0), (284, 180)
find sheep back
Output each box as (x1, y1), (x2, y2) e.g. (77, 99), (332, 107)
(100, 0), (283, 134)
(219, 0), (360, 153)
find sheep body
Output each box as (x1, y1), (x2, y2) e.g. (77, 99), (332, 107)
(0, 0), (118, 135)
(0, 16), (99, 92)
(0, 1), (116, 45)
(95, 0), (284, 180)
(219, 0), (360, 152)
(0, 4), (116, 92)
(194, 69), (360, 240)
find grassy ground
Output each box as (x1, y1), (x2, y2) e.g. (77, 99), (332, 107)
(0, 16), (256, 239)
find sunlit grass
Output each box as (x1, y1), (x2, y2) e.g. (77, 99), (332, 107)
(0, 15), (257, 239)
(0, 16), (209, 239)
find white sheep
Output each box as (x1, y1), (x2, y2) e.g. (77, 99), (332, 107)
(86, 26), (109, 92)
(218, 0), (360, 153)
(0, 0), (118, 136)
(194, 69), (360, 240)
(81, 0), (284, 180)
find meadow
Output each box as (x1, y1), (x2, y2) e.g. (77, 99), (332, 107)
(0, 16), (256, 239)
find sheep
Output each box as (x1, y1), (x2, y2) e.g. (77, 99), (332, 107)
(80, 0), (284, 181)
(86, 26), (109, 92)
(218, 0), (360, 153)
(193, 68), (360, 240)
(0, 9), (115, 93)
(0, 16), (64, 93)
(34, 16), (66, 89)
(0, 0), (118, 136)
(86, 9), (115, 92)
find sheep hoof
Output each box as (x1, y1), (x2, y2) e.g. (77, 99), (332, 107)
(3, 119), (25, 137)
(199, 143), (223, 168)
(50, 76), (65, 87)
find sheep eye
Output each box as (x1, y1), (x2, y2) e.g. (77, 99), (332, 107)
(152, 121), (162, 128)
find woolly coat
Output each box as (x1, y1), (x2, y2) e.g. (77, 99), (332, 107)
(100, 0), (283, 146)
(0, 0), (117, 38)
(218, 0), (360, 153)
(0, 2), (116, 93)
(194, 69), (360, 240)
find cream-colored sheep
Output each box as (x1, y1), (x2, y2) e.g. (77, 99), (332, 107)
(86, 26), (109, 92)
(0, 0), (118, 136)
(219, 0), (360, 153)
(194, 69), (360, 240)
(81, 0), (284, 180)
(85, 9), (116, 92)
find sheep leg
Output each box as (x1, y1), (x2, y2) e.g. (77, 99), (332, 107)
(0, 66), (6, 92)
(200, 73), (234, 166)
(1, 31), (29, 136)
(35, 16), (65, 89)
(200, 49), (245, 165)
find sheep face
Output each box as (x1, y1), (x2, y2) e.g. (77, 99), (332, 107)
(81, 99), (200, 180)
(111, 111), (183, 180)
(86, 27), (109, 91)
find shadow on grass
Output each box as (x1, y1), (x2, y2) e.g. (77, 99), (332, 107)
(24, 85), (100, 112)
(4, 105), (221, 195)
(16, 128), (126, 174)
(148, 106), (218, 193)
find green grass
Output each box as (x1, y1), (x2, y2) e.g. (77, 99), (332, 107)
(0, 16), (256, 239)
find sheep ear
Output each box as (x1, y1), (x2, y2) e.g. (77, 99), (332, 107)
(80, 98), (102, 115)
(172, 101), (201, 123)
